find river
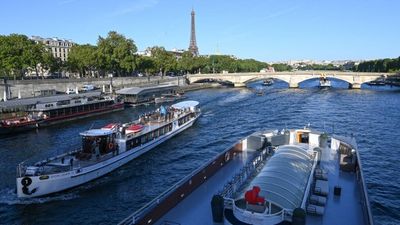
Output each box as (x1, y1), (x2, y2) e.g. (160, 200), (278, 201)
(0, 79), (399, 225)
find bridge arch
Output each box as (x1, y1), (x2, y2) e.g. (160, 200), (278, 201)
(244, 76), (290, 85)
(190, 78), (234, 86)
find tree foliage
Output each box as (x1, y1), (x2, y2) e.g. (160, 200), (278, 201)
(0, 34), (53, 79)
(0, 31), (273, 79)
(271, 63), (292, 72)
(297, 63), (341, 71)
(96, 31), (137, 76)
(354, 57), (400, 72)
(68, 44), (98, 76)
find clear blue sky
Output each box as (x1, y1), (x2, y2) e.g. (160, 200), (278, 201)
(1, 0), (399, 62)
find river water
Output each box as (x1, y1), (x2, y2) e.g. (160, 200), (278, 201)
(0, 80), (399, 225)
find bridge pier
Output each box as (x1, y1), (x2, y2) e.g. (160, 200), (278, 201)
(289, 82), (299, 88)
(349, 83), (361, 89)
(233, 82), (246, 88)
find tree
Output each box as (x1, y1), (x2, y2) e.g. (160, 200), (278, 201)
(177, 51), (196, 74)
(96, 31), (137, 76)
(136, 55), (156, 75)
(0, 34), (50, 79)
(150, 46), (177, 76)
(272, 63), (293, 71)
(68, 44), (98, 77)
(355, 57), (400, 72)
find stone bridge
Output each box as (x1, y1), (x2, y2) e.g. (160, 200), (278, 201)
(187, 71), (394, 88)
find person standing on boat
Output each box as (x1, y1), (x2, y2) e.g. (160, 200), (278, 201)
(95, 139), (100, 159)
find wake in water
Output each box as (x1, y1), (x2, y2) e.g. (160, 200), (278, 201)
(0, 188), (79, 205)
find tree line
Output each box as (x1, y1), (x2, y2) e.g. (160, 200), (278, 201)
(353, 57), (400, 73)
(0, 31), (271, 79)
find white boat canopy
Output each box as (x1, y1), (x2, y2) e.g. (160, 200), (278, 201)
(171, 101), (199, 110)
(247, 145), (313, 210)
(80, 129), (114, 137)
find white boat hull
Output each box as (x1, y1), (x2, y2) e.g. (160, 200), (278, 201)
(17, 115), (199, 198)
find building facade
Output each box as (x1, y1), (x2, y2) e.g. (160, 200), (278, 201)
(31, 36), (74, 62)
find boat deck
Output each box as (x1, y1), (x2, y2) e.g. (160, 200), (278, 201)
(153, 146), (367, 225)
(306, 145), (365, 225)
(154, 149), (258, 225)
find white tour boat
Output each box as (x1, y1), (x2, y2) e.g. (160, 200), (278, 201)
(119, 127), (373, 225)
(319, 77), (331, 88)
(16, 100), (201, 198)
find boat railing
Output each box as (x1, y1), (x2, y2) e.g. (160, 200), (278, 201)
(301, 151), (319, 209)
(118, 141), (241, 225)
(354, 141), (374, 225)
(17, 148), (81, 177)
(218, 148), (270, 199)
(231, 198), (286, 224)
(332, 136), (374, 225)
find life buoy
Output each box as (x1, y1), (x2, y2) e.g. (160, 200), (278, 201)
(224, 152), (230, 162)
(109, 143), (114, 149)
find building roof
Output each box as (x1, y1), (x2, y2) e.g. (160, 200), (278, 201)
(116, 84), (178, 95)
(247, 145), (313, 210)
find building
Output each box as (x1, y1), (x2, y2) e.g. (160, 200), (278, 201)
(168, 48), (185, 59)
(30, 36), (74, 62)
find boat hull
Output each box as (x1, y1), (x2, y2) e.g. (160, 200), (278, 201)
(16, 114), (199, 198)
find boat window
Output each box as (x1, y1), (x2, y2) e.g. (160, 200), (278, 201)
(141, 136), (146, 144)
(81, 135), (111, 156)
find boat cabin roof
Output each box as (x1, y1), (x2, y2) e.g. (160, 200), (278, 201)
(246, 144), (314, 210)
(80, 129), (114, 137)
(116, 84), (178, 95)
(171, 101), (199, 110)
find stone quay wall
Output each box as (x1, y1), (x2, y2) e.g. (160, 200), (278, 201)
(1, 76), (182, 99)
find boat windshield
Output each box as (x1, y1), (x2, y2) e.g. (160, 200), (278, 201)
(82, 135), (114, 156)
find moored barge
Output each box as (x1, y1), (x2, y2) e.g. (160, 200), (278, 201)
(0, 95), (123, 134)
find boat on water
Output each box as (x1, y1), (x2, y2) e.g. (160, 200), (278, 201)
(119, 127), (373, 225)
(16, 100), (201, 198)
(154, 93), (186, 104)
(262, 79), (274, 86)
(319, 77), (331, 88)
(0, 95), (124, 134)
(367, 78), (386, 86)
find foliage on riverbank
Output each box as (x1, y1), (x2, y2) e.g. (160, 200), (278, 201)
(0, 32), (269, 79)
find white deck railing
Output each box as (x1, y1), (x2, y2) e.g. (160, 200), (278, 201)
(230, 198), (286, 225)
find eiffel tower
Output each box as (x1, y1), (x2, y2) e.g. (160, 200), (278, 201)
(188, 9), (199, 56)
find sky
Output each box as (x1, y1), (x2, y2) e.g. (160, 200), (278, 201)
(0, 0), (399, 62)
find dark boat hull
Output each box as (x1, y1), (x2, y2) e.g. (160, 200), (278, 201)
(0, 103), (124, 135)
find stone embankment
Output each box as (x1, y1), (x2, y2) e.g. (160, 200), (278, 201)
(1, 76), (179, 99)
